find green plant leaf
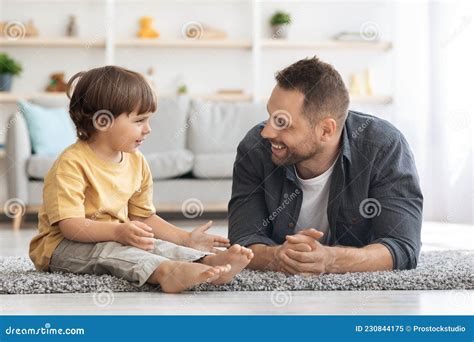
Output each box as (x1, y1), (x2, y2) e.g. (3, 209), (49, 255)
(0, 53), (23, 76)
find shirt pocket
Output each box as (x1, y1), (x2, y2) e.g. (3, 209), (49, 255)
(335, 207), (371, 247)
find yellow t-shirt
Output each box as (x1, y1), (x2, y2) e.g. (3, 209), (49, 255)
(29, 140), (156, 271)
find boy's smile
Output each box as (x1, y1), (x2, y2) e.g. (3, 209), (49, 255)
(118, 111), (152, 152)
(88, 110), (152, 163)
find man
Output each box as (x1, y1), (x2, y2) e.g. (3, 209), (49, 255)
(228, 57), (423, 274)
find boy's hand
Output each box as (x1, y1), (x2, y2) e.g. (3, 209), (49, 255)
(115, 221), (155, 251)
(186, 220), (230, 252)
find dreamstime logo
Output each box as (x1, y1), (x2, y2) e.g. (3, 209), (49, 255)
(174, 113), (198, 140)
(92, 288), (114, 307)
(85, 34), (102, 49)
(92, 110), (114, 131)
(270, 290), (292, 307)
(182, 21), (203, 40)
(351, 290), (378, 314)
(271, 26), (286, 40)
(3, 198), (26, 218)
(0, 115), (17, 140)
(359, 21), (379, 41)
(181, 198), (204, 219)
(351, 117), (374, 139)
(262, 190), (300, 227)
(447, 109), (471, 133)
(270, 109), (292, 130)
(3, 21), (26, 40)
(359, 198), (381, 218)
(442, 15), (471, 48)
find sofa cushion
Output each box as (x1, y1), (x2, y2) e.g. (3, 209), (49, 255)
(19, 100), (76, 155)
(187, 99), (267, 154)
(140, 96), (191, 154)
(192, 152), (236, 179)
(27, 155), (56, 179)
(30, 95), (70, 108)
(145, 149), (194, 180)
(27, 150), (194, 180)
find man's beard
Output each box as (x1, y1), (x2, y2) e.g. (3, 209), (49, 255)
(271, 142), (322, 166)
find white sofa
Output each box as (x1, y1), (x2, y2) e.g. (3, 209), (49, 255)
(5, 95), (267, 220)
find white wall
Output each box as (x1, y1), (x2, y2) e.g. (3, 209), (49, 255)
(2, 0), (470, 223)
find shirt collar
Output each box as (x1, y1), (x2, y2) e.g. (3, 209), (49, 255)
(341, 123), (352, 164)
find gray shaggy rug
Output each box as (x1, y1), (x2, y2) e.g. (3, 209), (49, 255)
(0, 250), (472, 294)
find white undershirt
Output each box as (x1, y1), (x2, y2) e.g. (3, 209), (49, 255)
(294, 157), (338, 235)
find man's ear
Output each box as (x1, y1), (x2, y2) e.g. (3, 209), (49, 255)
(319, 117), (337, 141)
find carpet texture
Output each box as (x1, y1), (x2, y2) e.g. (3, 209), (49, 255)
(1, 250), (472, 294)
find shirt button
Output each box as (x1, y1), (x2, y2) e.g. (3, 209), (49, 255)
(288, 222), (294, 228)
(351, 217), (358, 223)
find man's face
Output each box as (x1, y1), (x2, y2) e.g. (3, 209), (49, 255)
(261, 86), (323, 166)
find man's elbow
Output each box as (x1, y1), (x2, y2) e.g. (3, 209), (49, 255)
(376, 238), (420, 271)
(394, 241), (420, 270)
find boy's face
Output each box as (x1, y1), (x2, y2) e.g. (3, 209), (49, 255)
(100, 111), (152, 153)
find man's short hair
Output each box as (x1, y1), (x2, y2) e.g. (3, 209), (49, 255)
(275, 56), (349, 129)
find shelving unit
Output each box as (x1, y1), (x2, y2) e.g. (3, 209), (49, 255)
(0, 37), (391, 51)
(0, 0), (394, 104)
(115, 39), (252, 49)
(261, 39), (392, 51)
(0, 37), (105, 47)
(0, 91), (255, 103)
(0, 91), (393, 105)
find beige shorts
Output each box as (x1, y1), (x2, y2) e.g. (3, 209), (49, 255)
(49, 238), (210, 287)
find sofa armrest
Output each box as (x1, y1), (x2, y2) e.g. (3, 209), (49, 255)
(5, 112), (31, 203)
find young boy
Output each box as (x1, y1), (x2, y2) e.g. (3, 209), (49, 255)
(29, 66), (253, 293)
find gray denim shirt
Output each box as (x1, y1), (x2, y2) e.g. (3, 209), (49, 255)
(228, 110), (423, 270)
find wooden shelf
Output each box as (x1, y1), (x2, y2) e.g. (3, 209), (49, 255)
(261, 39), (393, 51)
(0, 37), (105, 47)
(0, 92), (392, 105)
(0, 37), (251, 49)
(0, 37), (392, 51)
(115, 38), (252, 49)
(196, 93), (253, 102)
(0, 92), (254, 103)
(0, 92), (67, 102)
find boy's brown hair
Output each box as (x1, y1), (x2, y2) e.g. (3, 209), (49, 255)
(275, 56), (349, 130)
(67, 65), (157, 140)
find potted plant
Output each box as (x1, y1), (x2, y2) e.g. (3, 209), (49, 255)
(270, 11), (291, 39)
(0, 53), (22, 91)
(177, 84), (188, 95)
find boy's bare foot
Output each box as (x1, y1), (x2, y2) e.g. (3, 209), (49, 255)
(150, 260), (231, 293)
(201, 244), (254, 285)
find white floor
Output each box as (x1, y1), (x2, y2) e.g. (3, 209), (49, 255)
(0, 220), (473, 315)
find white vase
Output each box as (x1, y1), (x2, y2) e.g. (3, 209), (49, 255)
(271, 24), (289, 39)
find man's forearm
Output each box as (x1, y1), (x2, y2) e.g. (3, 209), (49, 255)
(130, 214), (189, 246)
(248, 244), (280, 271)
(325, 243), (393, 273)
